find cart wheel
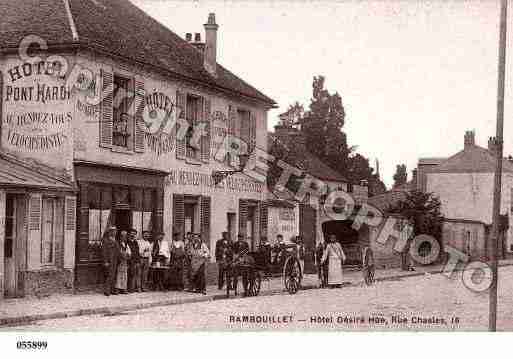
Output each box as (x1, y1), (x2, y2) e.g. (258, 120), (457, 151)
(363, 248), (375, 286)
(250, 271), (262, 296)
(283, 256), (302, 294)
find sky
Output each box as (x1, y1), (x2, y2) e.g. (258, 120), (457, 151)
(133, 0), (512, 188)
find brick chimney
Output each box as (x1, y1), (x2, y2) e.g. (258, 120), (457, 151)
(204, 13), (218, 77)
(488, 136), (498, 155)
(464, 130), (475, 149)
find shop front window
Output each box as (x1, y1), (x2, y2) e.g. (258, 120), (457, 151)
(88, 186), (113, 261)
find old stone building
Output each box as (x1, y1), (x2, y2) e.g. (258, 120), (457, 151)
(0, 0), (275, 297)
(418, 131), (513, 261)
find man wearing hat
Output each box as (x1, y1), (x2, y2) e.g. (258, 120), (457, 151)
(137, 230), (153, 291)
(102, 226), (120, 296)
(127, 228), (141, 292)
(215, 231), (233, 290)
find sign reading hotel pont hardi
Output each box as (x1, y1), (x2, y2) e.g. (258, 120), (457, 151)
(2, 60), (72, 168)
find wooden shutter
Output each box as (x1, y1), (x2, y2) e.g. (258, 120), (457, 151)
(260, 201), (268, 238)
(201, 97), (211, 163)
(238, 199), (248, 240)
(134, 80), (146, 153)
(27, 194), (42, 270)
(99, 69), (114, 148)
(200, 196), (211, 249)
(249, 112), (257, 153)
(64, 196), (77, 269)
(176, 90), (186, 159)
(173, 194), (185, 237)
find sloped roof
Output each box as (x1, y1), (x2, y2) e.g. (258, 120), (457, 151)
(0, 0), (275, 106)
(0, 151), (75, 191)
(268, 133), (348, 183)
(367, 190), (408, 212)
(430, 145), (513, 173)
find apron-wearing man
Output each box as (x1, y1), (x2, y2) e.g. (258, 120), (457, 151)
(137, 230), (153, 291)
(321, 234), (346, 288)
(189, 234), (210, 294)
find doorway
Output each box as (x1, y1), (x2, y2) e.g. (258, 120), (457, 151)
(4, 194), (16, 297)
(227, 213), (236, 242)
(114, 209), (131, 233)
(246, 207), (256, 250)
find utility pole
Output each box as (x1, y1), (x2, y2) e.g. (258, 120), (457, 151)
(489, 0), (508, 332)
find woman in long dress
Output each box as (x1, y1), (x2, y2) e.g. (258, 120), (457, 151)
(169, 231), (186, 290)
(189, 234), (210, 294)
(116, 230), (132, 294)
(321, 234), (346, 288)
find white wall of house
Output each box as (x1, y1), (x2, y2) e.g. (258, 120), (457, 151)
(426, 172), (513, 252)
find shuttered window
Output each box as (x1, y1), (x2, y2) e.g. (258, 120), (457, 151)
(201, 98), (211, 163)
(260, 201), (268, 239)
(173, 194), (185, 237)
(41, 197), (56, 265)
(99, 70), (114, 148)
(176, 90), (187, 159)
(200, 196), (211, 249)
(134, 81), (146, 152)
(238, 199), (248, 241)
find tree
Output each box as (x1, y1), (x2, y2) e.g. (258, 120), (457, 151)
(272, 75), (386, 196)
(386, 190), (444, 270)
(393, 164), (408, 188)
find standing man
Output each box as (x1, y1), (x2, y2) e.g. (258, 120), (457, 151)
(127, 228), (141, 292)
(215, 231), (233, 290)
(183, 232), (193, 291)
(102, 226), (120, 296)
(137, 230), (153, 291)
(233, 234), (252, 296)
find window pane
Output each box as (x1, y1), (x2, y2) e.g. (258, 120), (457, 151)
(132, 211), (142, 237)
(89, 209), (101, 243)
(142, 211), (152, 232)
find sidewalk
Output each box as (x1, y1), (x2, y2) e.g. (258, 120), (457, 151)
(2, 258), (513, 327)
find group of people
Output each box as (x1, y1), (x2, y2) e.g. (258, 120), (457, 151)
(102, 227), (344, 296)
(315, 234), (347, 288)
(102, 227), (210, 296)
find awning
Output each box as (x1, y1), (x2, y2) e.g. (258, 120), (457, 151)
(0, 151), (75, 192)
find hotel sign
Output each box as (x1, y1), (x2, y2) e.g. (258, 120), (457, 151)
(2, 60), (72, 155)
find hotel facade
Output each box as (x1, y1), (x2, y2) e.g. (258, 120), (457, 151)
(0, 0), (275, 297)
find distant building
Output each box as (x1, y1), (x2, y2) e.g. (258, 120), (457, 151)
(419, 131), (513, 261)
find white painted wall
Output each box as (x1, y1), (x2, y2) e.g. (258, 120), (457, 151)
(427, 172), (513, 252)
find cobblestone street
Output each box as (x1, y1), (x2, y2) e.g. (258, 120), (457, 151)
(10, 266), (513, 331)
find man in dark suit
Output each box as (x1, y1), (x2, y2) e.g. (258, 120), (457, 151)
(215, 231), (233, 290)
(102, 226), (120, 296)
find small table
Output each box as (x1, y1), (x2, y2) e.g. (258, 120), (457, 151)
(150, 265), (170, 290)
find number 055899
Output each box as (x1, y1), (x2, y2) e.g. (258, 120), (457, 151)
(17, 341), (48, 350)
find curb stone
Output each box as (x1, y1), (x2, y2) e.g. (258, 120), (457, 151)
(2, 261), (512, 327)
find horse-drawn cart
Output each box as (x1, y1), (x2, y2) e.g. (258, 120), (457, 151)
(226, 243), (303, 298)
